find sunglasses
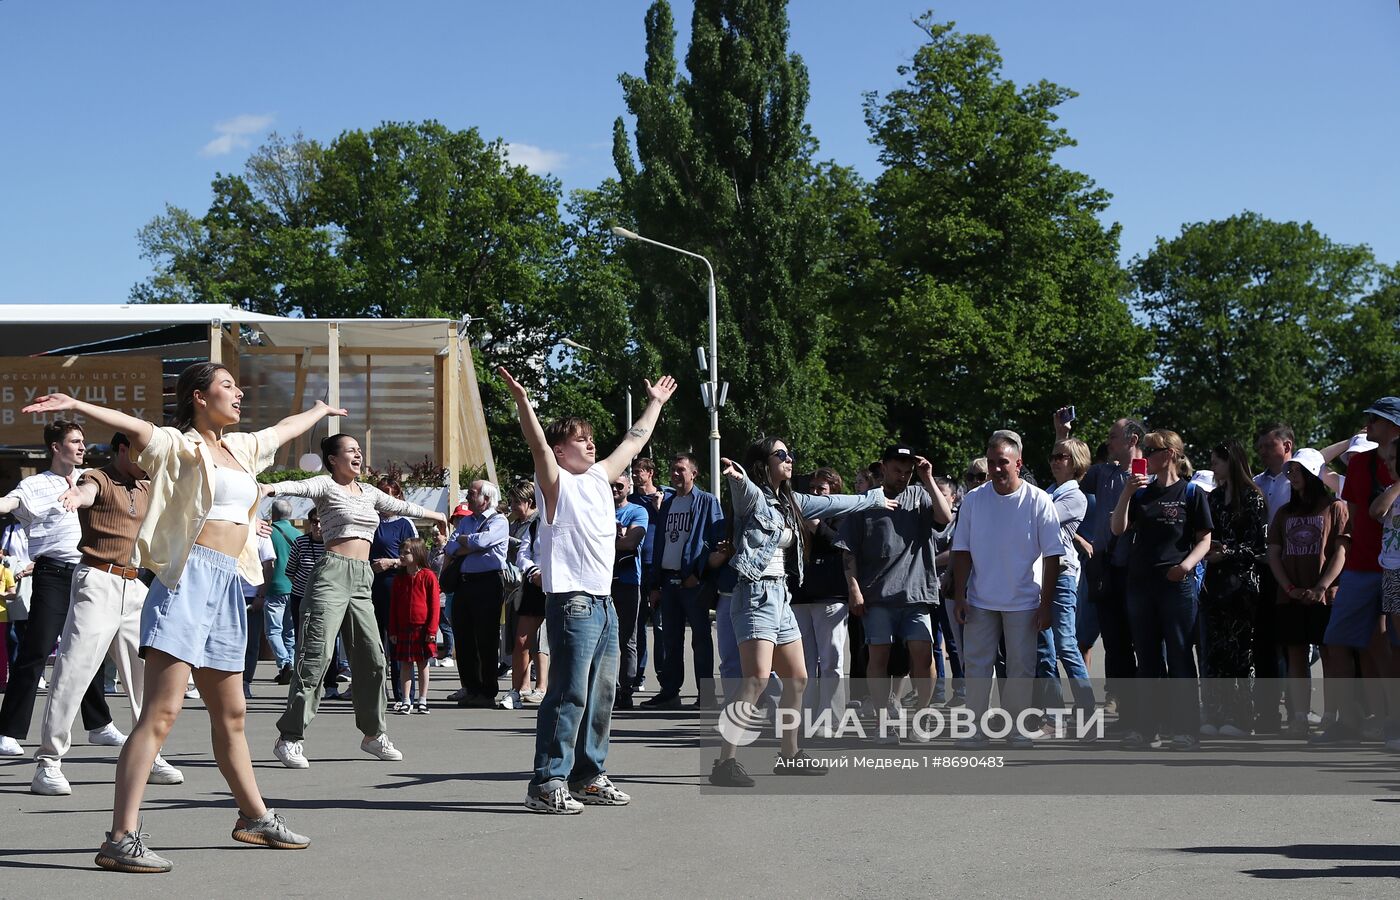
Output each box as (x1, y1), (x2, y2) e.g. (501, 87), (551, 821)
(1143, 446), (1170, 457)
(770, 449), (797, 464)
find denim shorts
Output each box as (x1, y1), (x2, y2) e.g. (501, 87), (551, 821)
(863, 604), (934, 645)
(1322, 570), (1385, 649)
(140, 544), (247, 672)
(730, 577), (801, 645)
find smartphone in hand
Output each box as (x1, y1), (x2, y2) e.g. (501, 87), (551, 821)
(1130, 458), (1148, 477)
(1058, 406), (1076, 425)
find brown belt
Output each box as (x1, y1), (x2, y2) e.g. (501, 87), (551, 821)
(82, 558), (141, 580)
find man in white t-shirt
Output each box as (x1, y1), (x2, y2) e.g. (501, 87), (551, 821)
(951, 430), (1063, 749)
(499, 365), (677, 815)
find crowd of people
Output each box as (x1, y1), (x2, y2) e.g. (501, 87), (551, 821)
(3, 361), (1399, 868)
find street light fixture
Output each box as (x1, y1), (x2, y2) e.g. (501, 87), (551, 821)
(610, 226), (723, 493)
(560, 337), (633, 430)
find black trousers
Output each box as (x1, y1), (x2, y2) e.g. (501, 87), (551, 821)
(1092, 561), (1138, 691)
(0, 561), (111, 740)
(612, 580), (641, 699)
(453, 570), (504, 698)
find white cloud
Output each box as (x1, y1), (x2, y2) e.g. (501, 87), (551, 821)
(503, 142), (567, 174)
(200, 113), (275, 157)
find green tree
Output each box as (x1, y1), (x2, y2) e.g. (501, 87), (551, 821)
(612, 0), (886, 480)
(1132, 212), (1380, 454)
(1323, 265), (1400, 441)
(860, 13), (1150, 472)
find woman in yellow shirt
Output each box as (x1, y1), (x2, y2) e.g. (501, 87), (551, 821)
(24, 362), (342, 874)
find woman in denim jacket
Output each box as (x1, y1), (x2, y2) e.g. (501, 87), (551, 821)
(708, 438), (892, 787)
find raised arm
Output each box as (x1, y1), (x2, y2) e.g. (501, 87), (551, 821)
(1319, 434), (1363, 465)
(498, 366), (560, 519)
(272, 400), (347, 448)
(795, 489), (896, 519)
(1371, 481), (1400, 523)
(600, 375), (678, 482)
(721, 457), (763, 519)
(369, 486), (448, 539)
(21, 393), (155, 455)
(915, 455), (953, 526)
(0, 495), (19, 516)
(59, 481), (100, 511)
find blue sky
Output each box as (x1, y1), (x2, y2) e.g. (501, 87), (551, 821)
(2, 1), (1396, 305)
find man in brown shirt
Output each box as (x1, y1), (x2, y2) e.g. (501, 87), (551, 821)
(31, 432), (184, 795)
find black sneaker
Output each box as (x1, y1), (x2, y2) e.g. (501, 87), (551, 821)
(640, 693), (682, 709)
(1309, 724), (1360, 746)
(773, 750), (829, 776)
(614, 694), (634, 711)
(274, 665), (293, 686)
(709, 757), (755, 787)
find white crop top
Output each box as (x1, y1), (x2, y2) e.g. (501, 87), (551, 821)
(207, 466), (259, 524)
(761, 527), (795, 578)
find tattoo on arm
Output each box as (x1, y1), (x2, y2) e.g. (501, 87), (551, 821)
(627, 425), (649, 439)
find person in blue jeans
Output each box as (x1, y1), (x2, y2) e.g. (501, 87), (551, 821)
(1111, 429), (1214, 751)
(1034, 437), (1096, 726)
(265, 500), (301, 684)
(643, 454), (722, 709)
(709, 438), (892, 787)
(628, 459), (673, 691)
(498, 365), (677, 815)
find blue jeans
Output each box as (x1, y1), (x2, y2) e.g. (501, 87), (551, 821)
(659, 577), (714, 699)
(1125, 572), (1200, 738)
(530, 592), (617, 793)
(243, 599), (264, 684)
(263, 592), (295, 669)
(1036, 572), (1095, 714)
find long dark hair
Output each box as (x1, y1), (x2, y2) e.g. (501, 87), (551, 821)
(321, 433), (355, 471)
(1283, 466), (1330, 515)
(742, 437), (801, 528)
(1212, 439), (1264, 513)
(173, 362), (229, 431)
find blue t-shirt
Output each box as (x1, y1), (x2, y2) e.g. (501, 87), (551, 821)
(629, 487), (674, 567)
(370, 516), (418, 585)
(614, 502), (649, 586)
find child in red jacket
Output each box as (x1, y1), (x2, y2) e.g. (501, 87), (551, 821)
(389, 539), (441, 714)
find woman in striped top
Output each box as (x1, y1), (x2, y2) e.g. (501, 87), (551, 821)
(265, 434), (447, 769)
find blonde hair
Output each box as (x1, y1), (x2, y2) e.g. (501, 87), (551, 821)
(1142, 429), (1186, 460)
(1053, 438), (1091, 481)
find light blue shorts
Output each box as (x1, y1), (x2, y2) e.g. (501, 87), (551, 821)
(863, 604), (935, 645)
(730, 577), (801, 646)
(140, 544), (247, 672)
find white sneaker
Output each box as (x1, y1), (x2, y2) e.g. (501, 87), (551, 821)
(0, 735), (22, 757)
(525, 785), (583, 815)
(31, 762), (71, 795)
(522, 689), (545, 705)
(38, 675), (47, 692)
(185, 686), (201, 700)
(439, 657), (455, 668)
(360, 734), (403, 761)
(88, 723), (127, 747)
(148, 754), (185, 785)
(446, 688), (466, 702)
(498, 689), (523, 710)
(274, 738), (310, 769)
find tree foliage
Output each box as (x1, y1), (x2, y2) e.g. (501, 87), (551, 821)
(1132, 212), (1381, 453)
(859, 13), (1151, 471)
(612, 0), (886, 478)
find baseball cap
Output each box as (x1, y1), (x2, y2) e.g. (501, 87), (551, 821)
(1286, 448), (1326, 479)
(882, 445), (916, 463)
(1188, 471), (1216, 492)
(1364, 397), (1400, 427)
(1340, 433), (1378, 464)
(452, 503), (471, 518)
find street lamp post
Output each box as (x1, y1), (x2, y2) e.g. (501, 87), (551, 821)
(610, 226), (722, 494)
(561, 337), (633, 433)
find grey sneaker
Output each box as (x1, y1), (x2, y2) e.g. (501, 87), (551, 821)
(231, 808), (310, 849)
(568, 774), (631, 806)
(95, 823), (172, 873)
(524, 785), (583, 815)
